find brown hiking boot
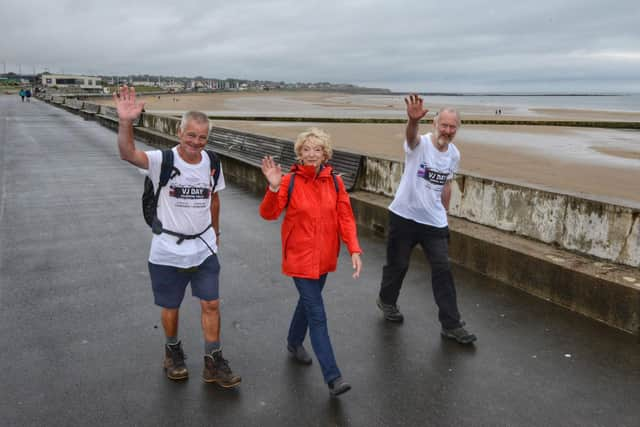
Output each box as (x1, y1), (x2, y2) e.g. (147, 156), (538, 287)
(203, 350), (241, 388)
(164, 341), (188, 380)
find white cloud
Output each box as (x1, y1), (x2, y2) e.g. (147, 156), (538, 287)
(574, 50), (640, 61)
(1, 0), (639, 92)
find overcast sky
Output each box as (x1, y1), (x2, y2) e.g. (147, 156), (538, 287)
(2, 0), (639, 93)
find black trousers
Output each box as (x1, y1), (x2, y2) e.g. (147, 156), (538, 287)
(379, 211), (462, 329)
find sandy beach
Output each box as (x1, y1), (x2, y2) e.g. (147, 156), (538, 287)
(95, 91), (640, 204)
(99, 91), (640, 121)
(211, 121), (640, 205)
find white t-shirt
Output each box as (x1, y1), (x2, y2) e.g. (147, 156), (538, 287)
(389, 133), (459, 228)
(145, 147), (226, 268)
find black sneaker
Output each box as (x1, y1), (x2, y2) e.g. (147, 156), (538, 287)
(287, 344), (312, 365)
(376, 297), (404, 323)
(328, 377), (352, 397)
(441, 325), (477, 344)
(203, 350), (242, 388)
(164, 341), (188, 380)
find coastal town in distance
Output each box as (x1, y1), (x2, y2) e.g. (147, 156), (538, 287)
(1, 71), (391, 94)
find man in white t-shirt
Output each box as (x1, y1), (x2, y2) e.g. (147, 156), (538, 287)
(115, 86), (241, 386)
(376, 94), (477, 345)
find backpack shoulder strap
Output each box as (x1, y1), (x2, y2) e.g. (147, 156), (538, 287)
(205, 150), (221, 190)
(331, 172), (340, 194)
(149, 149), (175, 233)
(158, 149), (174, 188)
(285, 173), (295, 208)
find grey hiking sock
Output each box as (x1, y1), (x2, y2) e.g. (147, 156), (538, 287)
(205, 340), (221, 355)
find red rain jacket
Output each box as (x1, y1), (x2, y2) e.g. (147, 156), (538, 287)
(259, 164), (362, 279)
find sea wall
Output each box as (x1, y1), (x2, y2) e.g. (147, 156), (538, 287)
(359, 157), (640, 268)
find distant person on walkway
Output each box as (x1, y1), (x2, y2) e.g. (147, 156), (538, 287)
(376, 94), (477, 345)
(26, 89), (32, 102)
(19, 88), (25, 102)
(259, 128), (363, 397)
(114, 85), (241, 387)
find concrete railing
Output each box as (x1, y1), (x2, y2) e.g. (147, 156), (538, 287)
(81, 102), (100, 115)
(141, 114), (181, 137)
(64, 99), (84, 110)
(98, 105), (118, 120)
(360, 156), (640, 268)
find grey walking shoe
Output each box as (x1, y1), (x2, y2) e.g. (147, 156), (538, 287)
(164, 341), (189, 380)
(376, 297), (404, 323)
(328, 377), (352, 397)
(287, 344), (313, 365)
(441, 325), (477, 344)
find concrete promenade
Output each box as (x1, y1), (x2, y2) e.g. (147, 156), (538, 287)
(1, 96), (639, 426)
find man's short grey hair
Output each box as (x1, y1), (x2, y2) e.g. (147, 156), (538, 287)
(434, 107), (461, 127)
(180, 111), (210, 131)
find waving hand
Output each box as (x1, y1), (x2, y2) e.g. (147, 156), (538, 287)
(405, 94), (428, 149)
(405, 94), (429, 121)
(114, 85), (145, 122)
(261, 155), (283, 191)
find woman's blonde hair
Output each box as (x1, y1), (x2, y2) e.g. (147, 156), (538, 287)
(294, 128), (333, 163)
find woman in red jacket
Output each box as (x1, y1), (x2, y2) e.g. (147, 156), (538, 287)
(259, 128), (362, 397)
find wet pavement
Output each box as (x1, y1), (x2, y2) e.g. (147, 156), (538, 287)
(1, 96), (639, 427)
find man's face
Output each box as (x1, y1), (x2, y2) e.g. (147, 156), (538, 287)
(433, 111), (459, 149)
(178, 120), (209, 158)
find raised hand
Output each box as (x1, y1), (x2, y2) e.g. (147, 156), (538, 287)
(261, 155), (283, 190)
(405, 94), (429, 122)
(114, 85), (145, 122)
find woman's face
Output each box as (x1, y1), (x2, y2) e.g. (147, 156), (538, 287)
(299, 139), (326, 168)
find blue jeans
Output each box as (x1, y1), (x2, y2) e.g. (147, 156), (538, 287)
(287, 274), (341, 384)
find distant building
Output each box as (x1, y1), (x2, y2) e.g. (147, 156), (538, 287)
(160, 81), (184, 91)
(131, 81), (158, 87)
(41, 74), (102, 91)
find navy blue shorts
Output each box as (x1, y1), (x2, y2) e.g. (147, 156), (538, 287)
(148, 255), (220, 308)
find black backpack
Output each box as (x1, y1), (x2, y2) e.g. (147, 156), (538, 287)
(142, 149), (220, 238)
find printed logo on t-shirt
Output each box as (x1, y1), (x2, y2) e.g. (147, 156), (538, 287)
(169, 185), (211, 199)
(417, 163), (449, 188)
